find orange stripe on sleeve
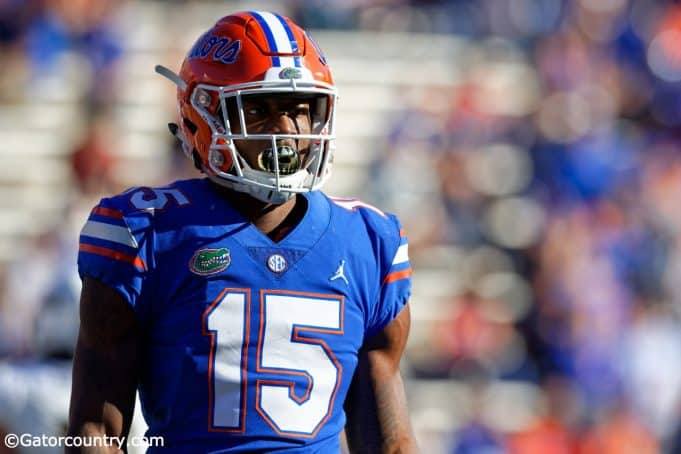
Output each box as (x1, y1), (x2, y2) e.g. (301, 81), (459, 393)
(92, 206), (124, 219)
(383, 268), (413, 284)
(399, 228), (406, 238)
(79, 244), (146, 271)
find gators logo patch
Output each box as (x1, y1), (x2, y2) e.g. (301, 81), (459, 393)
(279, 67), (302, 79)
(189, 248), (231, 276)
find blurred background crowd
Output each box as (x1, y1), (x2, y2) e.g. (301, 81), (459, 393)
(1, 0), (681, 452)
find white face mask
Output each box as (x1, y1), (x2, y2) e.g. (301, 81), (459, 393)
(192, 79), (337, 204)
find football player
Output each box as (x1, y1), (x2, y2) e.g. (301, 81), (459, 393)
(68, 11), (417, 453)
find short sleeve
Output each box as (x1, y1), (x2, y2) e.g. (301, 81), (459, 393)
(365, 215), (412, 338)
(77, 198), (152, 308)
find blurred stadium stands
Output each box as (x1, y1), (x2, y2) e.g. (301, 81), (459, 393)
(3, 0), (681, 453)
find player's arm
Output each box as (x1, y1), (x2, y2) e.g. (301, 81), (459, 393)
(345, 304), (418, 454)
(67, 277), (141, 453)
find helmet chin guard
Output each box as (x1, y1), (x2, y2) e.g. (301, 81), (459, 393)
(205, 164), (311, 204)
(156, 11), (338, 204)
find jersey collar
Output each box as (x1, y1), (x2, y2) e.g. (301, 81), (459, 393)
(204, 179), (331, 250)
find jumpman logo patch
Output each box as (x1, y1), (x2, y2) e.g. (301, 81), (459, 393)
(329, 260), (349, 285)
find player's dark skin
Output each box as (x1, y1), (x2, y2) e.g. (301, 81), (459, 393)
(67, 96), (418, 454)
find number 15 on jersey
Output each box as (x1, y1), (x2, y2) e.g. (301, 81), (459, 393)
(203, 288), (345, 437)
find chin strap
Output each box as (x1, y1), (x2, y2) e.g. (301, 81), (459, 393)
(205, 172), (295, 204)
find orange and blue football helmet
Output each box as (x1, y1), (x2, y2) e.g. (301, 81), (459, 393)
(156, 11), (337, 203)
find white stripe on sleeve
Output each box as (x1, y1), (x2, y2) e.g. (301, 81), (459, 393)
(81, 221), (138, 248)
(391, 243), (409, 265)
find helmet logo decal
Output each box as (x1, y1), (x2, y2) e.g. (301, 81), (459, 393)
(189, 33), (242, 64)
(279, 67), (302, 79)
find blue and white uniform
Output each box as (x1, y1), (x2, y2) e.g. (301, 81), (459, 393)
(77, 178), (412, 453)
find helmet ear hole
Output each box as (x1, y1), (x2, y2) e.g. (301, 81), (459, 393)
(183, 117), (198, 135)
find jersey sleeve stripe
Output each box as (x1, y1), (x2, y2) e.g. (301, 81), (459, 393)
(81, 221), (139, 248)
(383, 268), (413, 284)
(79, 244), (147, 271)
(399, 228), (406, 238)
(92, 206), (124, 219)
(391, 243), (409, 265)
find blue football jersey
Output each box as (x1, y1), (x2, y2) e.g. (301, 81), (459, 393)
(77, 178), (412, 453)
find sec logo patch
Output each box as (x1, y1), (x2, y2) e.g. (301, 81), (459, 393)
(267, 254), (287, 273)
